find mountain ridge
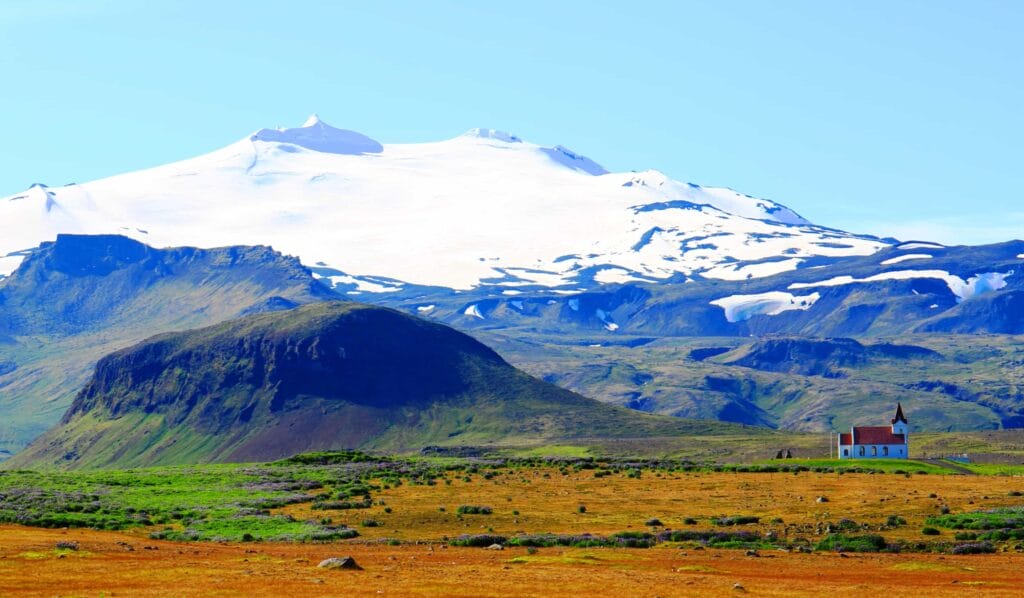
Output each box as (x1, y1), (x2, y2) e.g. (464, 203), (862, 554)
(0, 234), (339, 458)
(0, 115), (888, 291)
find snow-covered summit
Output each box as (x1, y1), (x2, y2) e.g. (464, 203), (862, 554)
(462, 128), (522, 143)
(250, 114), (383, 155)
(0, 116), (889, 289)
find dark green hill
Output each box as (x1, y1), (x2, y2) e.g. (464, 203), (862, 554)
(0, 234), (338, 458)
(10, 302), (755, 469)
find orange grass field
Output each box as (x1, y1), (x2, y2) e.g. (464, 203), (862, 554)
(3, 468), (1024, 596)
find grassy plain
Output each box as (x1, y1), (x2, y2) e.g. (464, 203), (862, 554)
(2, 454), (1024, 595)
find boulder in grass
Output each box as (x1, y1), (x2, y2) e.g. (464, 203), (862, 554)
(318, 556), (362, 570)
(486, 544), (505, 550)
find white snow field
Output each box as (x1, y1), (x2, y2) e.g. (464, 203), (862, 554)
(0, 116), (888, 289)
(710, 291), (822, 323)
(880, 253), (932, 265)
(788, 269), (1014, 302)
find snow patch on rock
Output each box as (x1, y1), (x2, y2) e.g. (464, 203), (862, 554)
(789, 269), (1014, 302)
(711, 291), (822, 323)
(881, 253), (932, 265)
(323, 274), (402, 293)
(896, 241), (945, 251)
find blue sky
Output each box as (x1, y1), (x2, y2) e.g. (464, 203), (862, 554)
(2, 0), (1022, 244)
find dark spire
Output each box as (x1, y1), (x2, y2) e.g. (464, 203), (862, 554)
(891, 402), (907, 425)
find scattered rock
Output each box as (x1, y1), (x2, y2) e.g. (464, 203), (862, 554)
(55, 541), (79, 551)
(816, 496), (829, 503)
(318, 556), (362, 570)
(733, 582), (746, 592)
(745, 550), (759, 557)
(486, 543), (505, 551)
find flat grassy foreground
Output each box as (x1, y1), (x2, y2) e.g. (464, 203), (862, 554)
(2, 453), (1024, 595)
(3, 525), (1024, 597)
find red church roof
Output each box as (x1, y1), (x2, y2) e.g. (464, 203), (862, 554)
(838, 426), (906, 446)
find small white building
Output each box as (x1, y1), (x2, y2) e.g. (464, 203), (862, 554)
(837, 403), (908, 459)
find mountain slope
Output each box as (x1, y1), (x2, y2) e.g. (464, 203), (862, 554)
(489, 331), (1015, 433)
(386, 240), (1024, 339)
(0, 234), (337, 459)
(9, 302), (758, 469)
(0, 115), (887, 292)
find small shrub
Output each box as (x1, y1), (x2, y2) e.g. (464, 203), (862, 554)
(361, 519), (382, 528)
(832, 519), (860, 532)
(456, 505), (493, 515)
(921, 527), (941, 536)
(449, 534), (508, 547)
(55, 541), (79, 551)
(577, 505), (587, 514)
(815, 534), (889, 553)
(951, 542), (995, 555)
(645, 518), (664, 527)
(714, 516), (760, 526)
(886, 515), (907, 527)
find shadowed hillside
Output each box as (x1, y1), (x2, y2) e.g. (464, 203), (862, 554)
(0, 234), (338, 458)
(10, 302), (761, 469)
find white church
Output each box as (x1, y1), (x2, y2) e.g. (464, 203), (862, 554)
(837, 403), (909, 459)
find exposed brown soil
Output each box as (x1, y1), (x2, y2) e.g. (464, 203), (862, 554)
(2, 525), (1022, 597)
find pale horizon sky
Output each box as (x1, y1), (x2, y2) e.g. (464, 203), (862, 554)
(1, 0), (1022, 245)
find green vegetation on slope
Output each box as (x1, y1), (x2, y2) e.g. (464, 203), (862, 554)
(9, 302), (767, 470)
(0, 234), (338, 458)
(482, 330), (1024, 432)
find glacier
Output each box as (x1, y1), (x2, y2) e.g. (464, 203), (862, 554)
(0, 115), (889, 291)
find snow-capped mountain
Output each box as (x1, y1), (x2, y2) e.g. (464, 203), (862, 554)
(0, 115), (889, 291)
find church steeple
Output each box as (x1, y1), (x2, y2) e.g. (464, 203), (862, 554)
(891, 402), (908, 425)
